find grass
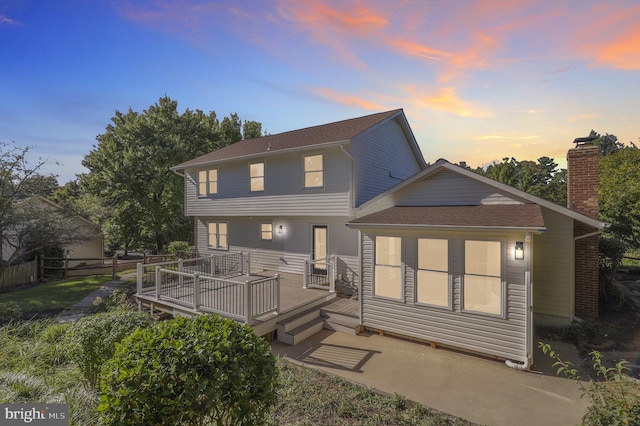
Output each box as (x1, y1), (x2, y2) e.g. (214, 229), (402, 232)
(0, 276), (470, 425)
(0, 275), (114, 319)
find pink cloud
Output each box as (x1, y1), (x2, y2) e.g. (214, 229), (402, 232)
(311, 87), (388, 110)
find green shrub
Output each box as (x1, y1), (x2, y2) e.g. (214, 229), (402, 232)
(0, 302), (23, 324)
(539, 342), (640, 425)
(166, 240), (193, 259)
(63, 308), (154, 389)
(99, 314), (278, 426)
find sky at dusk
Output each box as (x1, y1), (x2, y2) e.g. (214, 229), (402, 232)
(1, 0), (639, 184)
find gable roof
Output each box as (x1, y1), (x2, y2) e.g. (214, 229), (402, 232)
(354, 159), (606, 230)
(350, 204), (546, 231)
(173, 109), (413, 170)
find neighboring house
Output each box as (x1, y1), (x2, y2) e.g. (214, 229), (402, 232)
(172, 109), (426, 290)
(171, 110), (605, 368)
(1, 196), (104, 267)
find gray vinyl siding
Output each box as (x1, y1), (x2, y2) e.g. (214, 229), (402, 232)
(184, 146), (352, 216)
(360, 229), (528, 363)
(393, 170), (524, 206)
(351, 118), (422, 207)
(194, 216), (361, 285)
(532, 208), (574, 325)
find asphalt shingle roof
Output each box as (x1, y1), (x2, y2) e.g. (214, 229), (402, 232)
(350, 204), (546, 229)
(174, 109), (402, 169)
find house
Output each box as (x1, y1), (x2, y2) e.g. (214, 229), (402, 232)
(348, 141), (604, 368)
(1, 196), (104, 267)
(171, 109), (426, 290)
(162, 110), (604, 369)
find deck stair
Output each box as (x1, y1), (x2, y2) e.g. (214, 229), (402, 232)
(277, 298), (360, 345)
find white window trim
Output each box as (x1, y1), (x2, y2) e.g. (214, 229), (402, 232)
(461, 239), (505, 318)
(373, 236), (404, 302)
(249, 161), (265, 192)
(207, 221), (229, 250)
(198, 169), (218, 197)
(303, 154), (324, 189)
(415, 238), (452, 310)
(260, 222), (273, 241)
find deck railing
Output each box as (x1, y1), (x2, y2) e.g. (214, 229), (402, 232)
(303, 255), (336, 292)
(154, 267), (279, 325)
(136, 252), (250, 295)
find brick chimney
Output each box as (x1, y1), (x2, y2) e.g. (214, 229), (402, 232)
(567, 137), (600, 318)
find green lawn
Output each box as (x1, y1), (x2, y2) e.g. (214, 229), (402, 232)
(0, 275), (114, 317)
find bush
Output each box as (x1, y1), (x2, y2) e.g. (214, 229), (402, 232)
(63, 308), (154, 389)
(539, 342), (640, 425)
(99, 314), (278, 426)
(166, 240), (194, 259)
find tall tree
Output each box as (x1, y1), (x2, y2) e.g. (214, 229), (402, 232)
(590, 130), (624, 156)
(0, 142), (85, 268)
(81, 97), (262, 253)
(600, 146), (640, 251)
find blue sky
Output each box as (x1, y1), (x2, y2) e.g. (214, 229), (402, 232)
(2, 0), (639, 184)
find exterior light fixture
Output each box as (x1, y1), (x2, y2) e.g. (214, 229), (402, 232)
(515, 241), (524, 260)
(278, 225), (283, 234)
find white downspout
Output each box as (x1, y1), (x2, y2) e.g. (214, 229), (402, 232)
(506, 232), (533, 370)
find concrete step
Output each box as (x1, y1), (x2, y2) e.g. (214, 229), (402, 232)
(277, 309), (321, 334)
(277, 317), (325, 345)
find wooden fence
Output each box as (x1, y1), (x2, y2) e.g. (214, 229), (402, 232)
(0, 260), (38, 290)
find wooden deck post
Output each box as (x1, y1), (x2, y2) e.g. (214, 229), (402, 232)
(245, 280), (252, 325)
(193, 273), (201, 310)
(136, 262), (142, 295)
(275, 274), (280, 315)
(155, 266), (161, 301)
(303, 260), (308, 289)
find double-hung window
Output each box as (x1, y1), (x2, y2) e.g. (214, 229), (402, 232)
(304, 155), (323, 188)
(260, 223), (273, 241)
(198, 169), (217, 196)
(417, 238), (450, 307)
(207, 222), (228, 249)
(374, 236), (402, 299)
(250, 162), (264, 192)
(463, 240), (502, 315)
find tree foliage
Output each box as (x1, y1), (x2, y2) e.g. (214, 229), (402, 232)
(81, 96), (263, 253)
(99, 314), (278, 426)
(0, 142), (86, 268)
(600, 146), (640, 251)
(460, 156), (567, 206)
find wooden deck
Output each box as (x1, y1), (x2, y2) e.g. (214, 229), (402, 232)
(135, 270), (345, 336)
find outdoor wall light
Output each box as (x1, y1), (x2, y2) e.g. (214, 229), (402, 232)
(514, 241), (524, 260)
(278, 225), (283, 234)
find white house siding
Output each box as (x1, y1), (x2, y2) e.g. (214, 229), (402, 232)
(195, 216), (361, 285)
(532, 208), (574, 326)
(184, 146), (352, 217)
(360, 229), (529, 363)
(350, 118), (422, 207)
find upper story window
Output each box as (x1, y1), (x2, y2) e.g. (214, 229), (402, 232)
(374, 236), (402, 300)
(304, 154), (323, 188)
(463, 240), (502, 316)
(260, 222), (273, 241)
(198, 169), (218, 196)
(250, 162), (264, 192)
(417, 238), (450, 308)
(207, 221), (228, 249)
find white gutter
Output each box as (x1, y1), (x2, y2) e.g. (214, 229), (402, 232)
(348, 223), (547, 233)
